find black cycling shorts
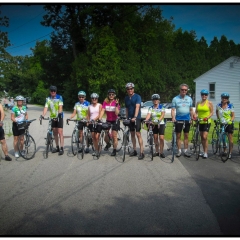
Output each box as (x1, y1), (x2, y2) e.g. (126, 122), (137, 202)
(77, 121), (87, 130)
(88, 123), (102, 133)
(175, 121), (191, 133)
(106, 120), (120, 131)
(224, 123), (234, 134)
(12, 122), (25, 136)
(152, 124), (165, 135)
(0, 126), (5, 140)
(51, 117), (63, 129)
(129, 118), (141, 132)
(199, 123), (211, 132)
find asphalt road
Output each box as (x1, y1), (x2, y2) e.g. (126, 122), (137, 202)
(0, 104), (239, 236)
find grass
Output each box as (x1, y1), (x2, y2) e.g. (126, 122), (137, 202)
(162, 121), (240, 145)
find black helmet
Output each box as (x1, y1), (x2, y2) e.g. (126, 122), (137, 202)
(50, 86), (57, 91)
(108, 89), (116, 94)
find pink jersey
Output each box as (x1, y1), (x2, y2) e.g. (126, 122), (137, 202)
(102, 100), (120, 121)
(89, 103), (101, 120)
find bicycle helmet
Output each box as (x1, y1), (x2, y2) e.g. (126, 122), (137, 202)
(49, 85), (57, 91)
(200, 89), (209, 95)
(108, 89), (116, 94)
(15, 95), (25, 101)
(91, 93), (99, 98)
(151, 94), (160, 100)
(221, 92), (230, 98)
(78, 90), (86, 96)
(125, 82), (135, 89)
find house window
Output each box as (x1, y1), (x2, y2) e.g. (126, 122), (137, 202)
(209, 83), (215, 99)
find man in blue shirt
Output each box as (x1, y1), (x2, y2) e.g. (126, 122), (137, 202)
(171, 83), (194, 157)
(124, 82), (144, 160)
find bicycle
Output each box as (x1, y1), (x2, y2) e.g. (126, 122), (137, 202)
(190, 118), (206, 161)
(67, 119), (93, 159)
(120, 118), (134, 162)
(211, 119), (230, 162)
(40, 116), (56, 159)
(17, 119), (36, 160)
(237, 122), (240, 155)
(101, 119), (124, 152)
(167, 122), (177, 162)
(143, 120), (158, 161)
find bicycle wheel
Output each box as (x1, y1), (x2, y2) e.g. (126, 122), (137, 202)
(171, 132), (176, 163)
(18, 134), (36, 160)
(211, 128), (218, 155)
(238, 130), (240, 154)
(96, 131), (104, 159)
(71, 129), (79, 156)
(194, 131), (201, 161)
(122, 133), (128, 162)
(220, 133), (230, 162)
(45, 132), (52, 159)
(86, 129), (94, 151)
(116, 128), (124, 152)
(79, 131), (86, 159)
(149, 133), (154, 160)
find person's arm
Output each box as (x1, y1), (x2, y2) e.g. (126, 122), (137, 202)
(171, 108), (176, 122)
(208, 101), (214, 119)
(95, 104), (102, 121)
(99, 108), (105, 120)
(193, 102), (199, 119)
(25, 112), (28, 120)
(11, 113), (16, 123)
(69, 109), (77, 119)
(159, 110), (165, 122)
(231, 111), (235, 122)
(115, 99), (120, 116)
(145, 113), (151, 121)
(133, 103), (140, 120)
(42, 107), (48, 117)
(190, 107), (194, 120)
(0, 104), (5, 121)
(58, 105), (63, 114)
(216, 107), (219, 119)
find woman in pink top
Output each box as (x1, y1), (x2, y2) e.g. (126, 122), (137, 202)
(87, 93), (102, 156)
(99, 89), (120, 156)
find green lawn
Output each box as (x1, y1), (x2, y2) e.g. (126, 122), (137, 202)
(163, 121), (240, 145)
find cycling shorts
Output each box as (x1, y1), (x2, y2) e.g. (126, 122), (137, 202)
(88, 123), (102, 133)
(51, 117), (63, 129)
(175, 121), (191, 133)
(199, 123), (211, 132)
(0, 126), (5, 140)
(223, 123), (234, 134)
(152, 124), (165, 135)
(129, 118), (141, 132)
(12, 122), (25, 136)
(77, 121), (87, 130)
(106, 120), (120, 131)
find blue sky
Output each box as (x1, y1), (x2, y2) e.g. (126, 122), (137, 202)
(1, 4), (240, 56)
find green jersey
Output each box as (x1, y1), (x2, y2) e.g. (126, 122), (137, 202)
(45, 94), (63, 118)
(11, 105), (27, 122)
(74, 100), (90, 120)
(147, 104), (165, 124)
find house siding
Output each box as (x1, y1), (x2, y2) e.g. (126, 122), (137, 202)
(194, 56), (240, 120)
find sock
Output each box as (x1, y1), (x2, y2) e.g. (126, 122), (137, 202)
(178, 149), (182, 153)
(184, 149), (187, 153)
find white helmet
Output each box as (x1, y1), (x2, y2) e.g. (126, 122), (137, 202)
(151, 94), (160, 100)
(15, 95), (25, 101)
(125, 82), (135, 89)
(91, 93), (99, 98)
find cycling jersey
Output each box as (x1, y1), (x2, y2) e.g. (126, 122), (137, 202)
(147, 104), (165, 124)
(89, 103), (101, 121)
(45, 94), (63, 118)
(102, 100), (120, 121)
(11, 105), (27, 122)
(172, 95), (192, 121)
(74, 100), (90, 120)
(197, 100), (211, 124)
(124, 93), (142, 119)
(216, 103), (234, 123)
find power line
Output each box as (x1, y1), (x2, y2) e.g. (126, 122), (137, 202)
(8, 10), (45, 33)
(6, 32), (52, 50)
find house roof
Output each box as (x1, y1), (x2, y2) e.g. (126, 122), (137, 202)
(193, 56), (240, 82)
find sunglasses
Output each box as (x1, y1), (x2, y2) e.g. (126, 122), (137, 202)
(152, 98), (159, 100)
(78, 96), (85, 98)
(201, 94), (208, 96)
(181, 89), (188, 91)
(91, 98), (98, 100)
(222, 97), (229, 99)
(108, 93), (115, 96)
(127, 88), (133, 91)
(50, 90), (56, 92)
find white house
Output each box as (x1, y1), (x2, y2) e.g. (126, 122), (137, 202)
(193, 56), (240, 120)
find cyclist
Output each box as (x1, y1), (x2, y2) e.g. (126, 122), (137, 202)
(11, 95), (28, 158)
(99, 89), (120, 156)
(0, 103), (12, 161)
(171, 83), (194, 157)
(124, 82), (145, 160)
(193, 89), (213, 159)
(41, 86), (64, 155)
(87, 93), (102, 156)
(216, 92), (235, 159)
(67, 90), (90, 153)
(145, 94), (166, 158)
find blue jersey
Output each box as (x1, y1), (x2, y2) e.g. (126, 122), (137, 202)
(125, 93), (142, 119)
(172, 95), (193, 121)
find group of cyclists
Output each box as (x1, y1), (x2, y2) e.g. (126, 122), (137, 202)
(0, 82), (235, 161)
